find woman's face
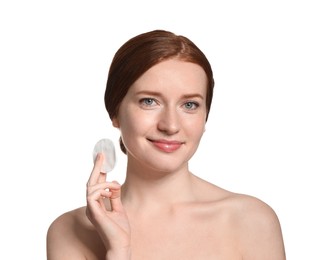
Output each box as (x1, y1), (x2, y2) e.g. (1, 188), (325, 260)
(113, 59), (208, 173)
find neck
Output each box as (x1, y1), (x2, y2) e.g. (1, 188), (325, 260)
(121, 160), (196, 211)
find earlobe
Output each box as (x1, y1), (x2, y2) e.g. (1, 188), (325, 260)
(112, 118), (120, 128)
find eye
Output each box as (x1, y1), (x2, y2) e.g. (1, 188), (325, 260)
(184, 101), (199, 110)
(139, 98), (156, 107)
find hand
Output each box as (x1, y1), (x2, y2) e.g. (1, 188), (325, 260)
(86, 153), (131, 256)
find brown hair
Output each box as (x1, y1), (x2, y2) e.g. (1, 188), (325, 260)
(104, 29), (215, 153)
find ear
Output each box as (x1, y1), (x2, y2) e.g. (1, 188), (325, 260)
(112, 117), (120, 128)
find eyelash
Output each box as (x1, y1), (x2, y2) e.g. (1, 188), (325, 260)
(184, 101), (199, 110)
(139, 98), (157, 107)
(139, 98), (199, 111)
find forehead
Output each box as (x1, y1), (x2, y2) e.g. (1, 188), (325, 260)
(129, 59), (208, 95)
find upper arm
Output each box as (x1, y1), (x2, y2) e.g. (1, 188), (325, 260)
(238, 197), (286, 260)
(46, 213), (86, 260)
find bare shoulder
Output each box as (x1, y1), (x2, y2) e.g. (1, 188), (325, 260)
(224, 193), (286, 259)
(47, 206), (89, 231)
(224, 192), (283, 236)
(192, 174), (282, 225)
(47, 206), (104, 260)
(191, 175), (286, 259)
(225, 191), (280, 222)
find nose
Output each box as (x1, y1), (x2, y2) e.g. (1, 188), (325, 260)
(157, 107), (180, 135)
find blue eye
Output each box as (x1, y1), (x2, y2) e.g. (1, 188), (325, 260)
(184, 101), (199, 110)
(140, 98), (156, 106)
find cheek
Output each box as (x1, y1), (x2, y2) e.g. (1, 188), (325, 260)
(118, 112), (136, 133)
(118, 109), (154, 137)
(183, 114), (206, 136)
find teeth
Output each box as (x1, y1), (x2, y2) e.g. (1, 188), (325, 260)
(92, 138), (116, 173)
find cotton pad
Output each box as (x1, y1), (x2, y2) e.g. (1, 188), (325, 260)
(92, 138), (116, 173)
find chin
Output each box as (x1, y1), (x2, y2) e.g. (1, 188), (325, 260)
(145, 155), (190, 174)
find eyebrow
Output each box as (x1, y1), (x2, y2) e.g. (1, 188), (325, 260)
(135, 90), (204, 100)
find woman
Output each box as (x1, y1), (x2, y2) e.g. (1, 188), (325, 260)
(47, 29), (286, 259)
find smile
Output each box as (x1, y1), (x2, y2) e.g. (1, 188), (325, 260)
(149, 139), (183, 153)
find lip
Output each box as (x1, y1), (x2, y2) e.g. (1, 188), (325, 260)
(148, 139), (183, 153)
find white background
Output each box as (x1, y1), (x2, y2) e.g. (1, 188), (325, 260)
(0, 0), (329, 259)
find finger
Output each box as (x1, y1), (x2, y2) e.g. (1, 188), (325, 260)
(98, 172), (107, 184)
(87, 182), (120, 195)
(86, 182), (120, 212)
(96, 153), (108, 183)
(87, 153), (106, 186)
(86, 189), (112, 219)
(88, 189), (111, 208)
(109, 181), (124, 212)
